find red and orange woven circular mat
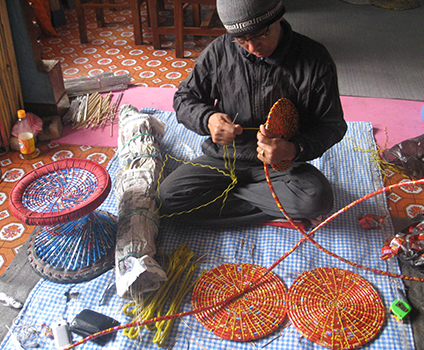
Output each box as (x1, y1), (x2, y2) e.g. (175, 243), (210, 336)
(191, 263), (287, 342)
(286, 267), (385, 349)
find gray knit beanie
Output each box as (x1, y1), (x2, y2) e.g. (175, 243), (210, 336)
(217, 0), (286, 37)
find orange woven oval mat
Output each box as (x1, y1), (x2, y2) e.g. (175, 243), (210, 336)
(191, 263), (287, 342)
(266, 98), (299, 172)
(286, 267), (385, 349)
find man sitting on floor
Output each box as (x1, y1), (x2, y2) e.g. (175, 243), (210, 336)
(156, 0), (347, 227)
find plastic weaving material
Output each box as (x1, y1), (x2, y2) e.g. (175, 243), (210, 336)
(27, 210), (117, 283)
(191, 263), (287, 342)
(9, 158), (111, 226)
(286, 267), (385, 349)
(265, 98), (299, 172)
(8, 158), (115, 283)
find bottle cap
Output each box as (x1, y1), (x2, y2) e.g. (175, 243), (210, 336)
(17, 110), (26, 119)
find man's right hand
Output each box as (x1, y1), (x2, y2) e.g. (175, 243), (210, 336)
(207, 113), (243, 145)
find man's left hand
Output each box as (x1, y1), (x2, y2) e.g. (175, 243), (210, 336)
(257, 124), (297, 163)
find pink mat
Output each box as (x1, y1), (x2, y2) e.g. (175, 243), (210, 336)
(55, 86), (424, 151)
(56, 86), (176, 148)
(341, 96), (424, 151)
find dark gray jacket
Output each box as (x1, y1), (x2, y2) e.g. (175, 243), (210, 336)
(173, 19), (347, 163)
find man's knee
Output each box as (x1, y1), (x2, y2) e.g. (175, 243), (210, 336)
(287, 163), (334, 217)
(308, 184), (334, 217)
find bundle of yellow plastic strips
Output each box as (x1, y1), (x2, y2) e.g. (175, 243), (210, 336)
(122, 243), (204, 347)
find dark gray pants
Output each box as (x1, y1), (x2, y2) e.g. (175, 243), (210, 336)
(156, 155), (333, 227)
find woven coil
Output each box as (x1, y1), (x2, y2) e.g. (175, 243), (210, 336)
(9, 158), (111, 226)
(27, 210), (117, 283)
(265, 98), (300, 172)
(192, 263), (287, 342)
(286, 267), (385, 349)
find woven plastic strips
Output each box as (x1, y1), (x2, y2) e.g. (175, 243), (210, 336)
(265, 98), (300, 172)
(9, 158), (111, 226)
(192, 263), (287, 342)
(286, 267), (385, 350)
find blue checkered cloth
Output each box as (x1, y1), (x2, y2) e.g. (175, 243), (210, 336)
(0, 109), (415, 350)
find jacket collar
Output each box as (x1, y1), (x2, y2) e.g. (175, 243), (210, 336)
(239, 18), (293, 66)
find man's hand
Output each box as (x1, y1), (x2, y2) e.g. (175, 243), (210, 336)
(208, 113), (243, 145)
(257, 124), (297, 163)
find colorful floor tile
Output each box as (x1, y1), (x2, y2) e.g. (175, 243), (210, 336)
(40, 1), (216, 88)
(384, 165), (424, 219)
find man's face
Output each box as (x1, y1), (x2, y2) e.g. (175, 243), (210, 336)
(234, 20), (281, 58)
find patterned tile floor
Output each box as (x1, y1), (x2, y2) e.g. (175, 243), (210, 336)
(40, 1), (216, 87)
(384, 167), (424, 219)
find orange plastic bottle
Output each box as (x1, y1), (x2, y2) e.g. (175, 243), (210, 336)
(16, 110), (39, 159)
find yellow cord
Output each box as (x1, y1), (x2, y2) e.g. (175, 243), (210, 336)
(153, 265), (205, 347)
(345, 136), (407, 182)
(155, 140), (238, 218)
(122, 244), (202, 346)
(219, 142), (238, 215)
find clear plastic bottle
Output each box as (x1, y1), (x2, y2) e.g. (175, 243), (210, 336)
(16, 110), (39, 159)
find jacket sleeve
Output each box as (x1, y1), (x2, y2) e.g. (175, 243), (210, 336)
(290, 58), (347, 162)
(173, 51), (220, 136)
